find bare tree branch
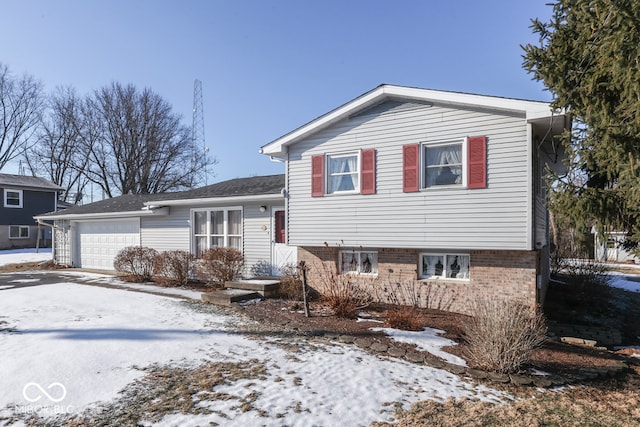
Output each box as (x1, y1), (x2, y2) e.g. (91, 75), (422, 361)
(0, 63), (44, 170)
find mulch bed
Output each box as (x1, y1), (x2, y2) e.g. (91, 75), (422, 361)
(235, 298), (633, 379)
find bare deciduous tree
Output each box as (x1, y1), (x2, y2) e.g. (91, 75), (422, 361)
(25, 86), (90, 203)
(83, 82), (211, 197)
(0, 63), (44, 170)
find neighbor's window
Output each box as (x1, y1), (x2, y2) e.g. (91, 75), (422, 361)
(419, 253), (470, 280)
(423, 142), (463, 187)
(192, 208), (242, 255)
(327, 153), (359, 193)
(9, 225), (29, 239)
(4, 189), (23, 208)
(340, 250), (378, 274)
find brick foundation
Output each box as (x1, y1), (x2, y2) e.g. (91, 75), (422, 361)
(298, 246), (543, 316)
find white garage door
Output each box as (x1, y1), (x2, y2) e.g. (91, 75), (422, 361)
(76, 219), (140, 270)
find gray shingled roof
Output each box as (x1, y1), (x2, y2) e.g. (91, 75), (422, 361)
(38, 174), (285, 217)
(0, 173), (64, 191)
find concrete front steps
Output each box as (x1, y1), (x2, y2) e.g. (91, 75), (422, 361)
(201, 279), (281, 306)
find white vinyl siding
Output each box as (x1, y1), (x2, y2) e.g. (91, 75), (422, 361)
(243, 203), (274, 275)
(286, 101), (532, 251)
(143, 204), (274, 275)
(140, 206), (191, 252)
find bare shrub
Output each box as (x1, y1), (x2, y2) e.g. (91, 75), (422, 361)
(153, 250), (195, 286)
(464, 298), (547, 374)
(276, 264), (305, 301)
(195, 247), (244, 287)
(386, 306), (425, 331)
(373, 271), (457, 313)
(313, 261), (372, 318)
(113, 246), (158, 282)
(249, 260), (273, 277)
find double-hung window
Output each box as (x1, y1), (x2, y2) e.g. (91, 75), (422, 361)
(4, 189), (23, 208)
(192, 208), (242, 255)
(419, 253), (470, 280)
(327, 153), (359, 193)
(9, 225), (29, 239)
(424, 142), (463, 187)
(403, 136), (487, 192)
(340, 250), (378, 275)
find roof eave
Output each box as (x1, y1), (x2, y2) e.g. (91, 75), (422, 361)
(34, 207), (169, 221)
(145, 193), (284, 207)
(260, 84), (557, 156)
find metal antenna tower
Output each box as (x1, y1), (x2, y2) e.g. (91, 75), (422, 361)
(192, 79), (208, 184)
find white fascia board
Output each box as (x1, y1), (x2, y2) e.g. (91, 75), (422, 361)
(260, 84), (556, 157)
(33, 207), (169, 221)
(144, 193), (284, 207)
(260, 86), (386, 158)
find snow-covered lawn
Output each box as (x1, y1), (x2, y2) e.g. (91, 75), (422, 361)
(0, 276), (507, 426)
(0, 248), (52, 267)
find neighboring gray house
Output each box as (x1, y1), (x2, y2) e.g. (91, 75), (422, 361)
(0, 173), (63, 249)
(36, 175), (296, 274)
(260, 84), (569, 314)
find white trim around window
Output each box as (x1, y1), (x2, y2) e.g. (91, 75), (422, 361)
(419, 253), (470, 280)
(339, 250), (378, 275)
(9, 225), (30, 239)
(326, 152), (360, 194)
(4, 189), (23, 208)
(191, 207), (243, 255)
(421, 139), (468, 189)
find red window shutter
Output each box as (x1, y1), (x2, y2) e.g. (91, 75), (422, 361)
(467, 136), (487, 189)
(274, 210), (286, 244)
(311, 155), (324, 197)
(403, 144), (419, 192)
(360, 149), (376, 194)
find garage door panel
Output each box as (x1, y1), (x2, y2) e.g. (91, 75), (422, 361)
(77, 220), (140, 270)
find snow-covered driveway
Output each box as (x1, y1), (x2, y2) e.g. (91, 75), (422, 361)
(0, 272), (507, 426)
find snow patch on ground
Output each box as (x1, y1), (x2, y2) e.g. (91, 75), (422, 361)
(0, 248), (52, 267)
(608, 272), (640, 293)
(0, 281), (507, 426)
(371, 327), (467, 366)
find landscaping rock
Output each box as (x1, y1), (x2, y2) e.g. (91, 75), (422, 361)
(532, 376), (553, 388)
(445, 363), (466, 375)
(355, 338), (373, 349)
(561, 336), (597, 347)
(337, 335), (356, 344)
(370, 342), (388, 353)
(466, 369), (488, 380)
(509, 374), (533, 386)
(487, 372), (510, 383)
(387, 347), (406, 358)
(405, 352), (425, 364)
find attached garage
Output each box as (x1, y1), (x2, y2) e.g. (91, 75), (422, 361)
(75, 219), (141, 270)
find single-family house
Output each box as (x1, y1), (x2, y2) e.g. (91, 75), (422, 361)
(0, 173), (63, 249)
(593, 228), (639, 264)
(260, 84), (569, 314)
(35, 174), (296, 274)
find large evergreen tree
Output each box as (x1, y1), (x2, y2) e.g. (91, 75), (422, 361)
(523, 0), (640, 250)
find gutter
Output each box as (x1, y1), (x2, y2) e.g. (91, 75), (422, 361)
(34, 207), (170, 221)
(145, 193), (283, 207)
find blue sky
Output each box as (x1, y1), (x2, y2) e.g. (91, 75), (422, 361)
(1, 0), (552, 184)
